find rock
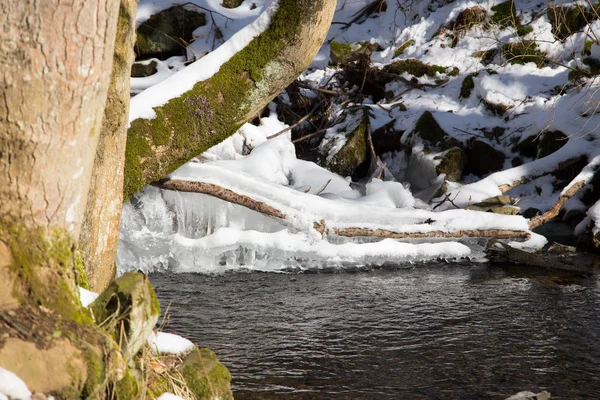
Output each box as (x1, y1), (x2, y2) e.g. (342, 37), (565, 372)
(459, 74), (475, 99)
(329, 41), (379, 65)
(533, 221), (575, 246)
(135, 6), (206, 59)
(371, 119), (405, 154)
(548, 5), (593, 40)
(504, 390), (551, 400)
(413, 111), (460, 149)
(147, 347), (233, 400)
(131, 60), (158, 77)
(538, 130), (567, 158)
(221, 0), (243, 8)
(467, 195), (519, 214)
(178, 347), (233, 400)
(90, 272), (160, 363)
(324, 109), (369, 178)
(465, 139), (505, 176)
(435, 147), (466, 182)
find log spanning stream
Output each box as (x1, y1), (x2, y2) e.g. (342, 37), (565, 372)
(150, 263), (600, 399)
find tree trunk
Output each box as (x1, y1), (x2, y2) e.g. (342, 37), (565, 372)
(124, 0), (337, 200)
(0, 0), (123, 396)
(80, 0), (138, 292)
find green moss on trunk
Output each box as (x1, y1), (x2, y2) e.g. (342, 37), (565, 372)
(125, 0), (334, 200)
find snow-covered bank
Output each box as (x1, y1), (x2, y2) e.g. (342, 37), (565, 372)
(120, 0), (600, 274)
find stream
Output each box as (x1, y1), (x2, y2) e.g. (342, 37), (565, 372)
(150, 262), (600, 399)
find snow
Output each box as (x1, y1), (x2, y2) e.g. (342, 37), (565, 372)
(79, 287), (99, 307)
(157, 393), (186, 400)
(0, 367), (31, 400)
(147, 331), (195, 355)
(122, 0), (600, 273)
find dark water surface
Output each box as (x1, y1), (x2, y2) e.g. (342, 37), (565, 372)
(150, 263), (600, 399)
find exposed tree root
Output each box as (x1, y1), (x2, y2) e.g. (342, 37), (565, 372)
(155, 179), (530, 240)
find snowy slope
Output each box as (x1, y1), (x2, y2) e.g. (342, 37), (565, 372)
(120, 0), (600, 273)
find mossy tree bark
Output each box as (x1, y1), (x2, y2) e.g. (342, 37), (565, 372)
(124, 0), (337, 200)
(0, 0), (126, 396)
(80, 0), (138, 292)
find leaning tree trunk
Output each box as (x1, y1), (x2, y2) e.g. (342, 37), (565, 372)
(0, 0), (124, 396)
(124, 0), (337, 200)
(80, 0), (137, 292)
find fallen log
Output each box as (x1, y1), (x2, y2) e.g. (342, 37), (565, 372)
(155, 178), (530, 240)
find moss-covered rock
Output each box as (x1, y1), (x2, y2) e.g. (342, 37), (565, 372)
(146, 347), (233, 400)
(413, 111), (460, 149)
(466, 195), (519, 214)
(131, 60), (158, 77)
(539, 130), (568, 158)
(180, 348), (233, 400)
(383, 59), (457, 78)
(501, 40), (544, 66)
(465, 139), (505, 176)
(460, 74), (475, 99)
(330, 41), (379, 65)
(435, 147), (466, 182)
(393, 39), (415, 58)
(548, 5), (593, 40)
(135, 6), (206, 59)
(326, 110), (369, 177)
(90, 272), (160, 363)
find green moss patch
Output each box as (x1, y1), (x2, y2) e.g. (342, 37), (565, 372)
(330, 41), (379, 65)
(490, 0), (517, 27)
(393, 39), (415, 58)
(501, 41), (545, 66)
(384, 59), (458, 78)
(548, 5), (595, 41)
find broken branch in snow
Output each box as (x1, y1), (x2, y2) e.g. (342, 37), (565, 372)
(155, 179), (530, 240)
(528, 180), (586, 230)
(497, 156), (585, 193)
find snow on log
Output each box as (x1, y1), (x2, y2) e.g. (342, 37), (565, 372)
(154, 163), (532, 240)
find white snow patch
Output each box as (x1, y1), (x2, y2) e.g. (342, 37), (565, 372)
(0, 367), (31, 400)
(147, 331), (195, 355)
(79, 287), (99, 308)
